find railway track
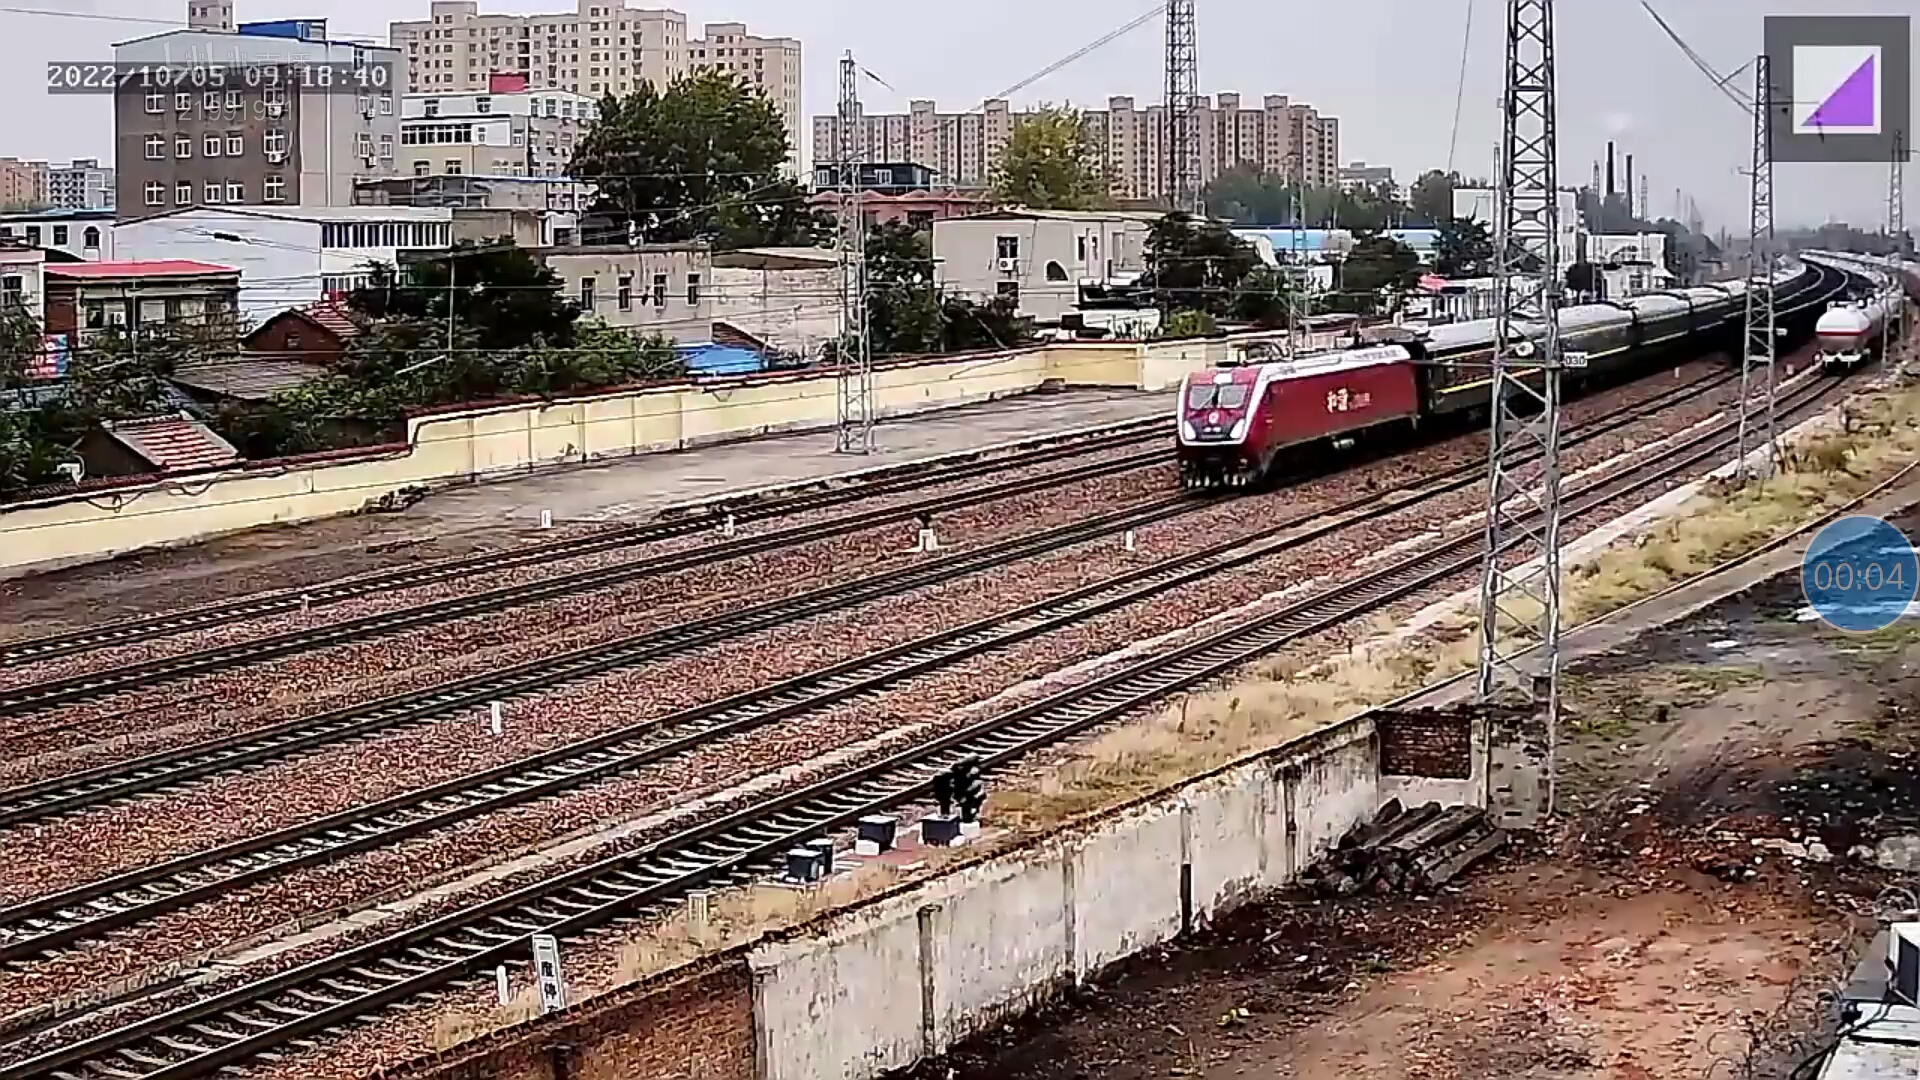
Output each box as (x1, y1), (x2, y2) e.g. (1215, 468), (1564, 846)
(0, 368), (1735, 964)
(0, 368), (1847, 1080)
(0, 367), (1740, 834)
(0, 419), (1172, 686)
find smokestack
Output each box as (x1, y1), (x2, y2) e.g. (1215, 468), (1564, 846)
(1625, 154), (1635, 217)
(1606, 141), (1616, 196)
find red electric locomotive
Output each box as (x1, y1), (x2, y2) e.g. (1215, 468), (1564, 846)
(1175, 345), (1424, 488)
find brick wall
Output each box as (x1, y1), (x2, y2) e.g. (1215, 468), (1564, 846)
(1376, 706), (1474, 779)
(375, 955), (755, 1080)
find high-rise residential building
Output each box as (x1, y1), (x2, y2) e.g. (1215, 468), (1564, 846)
(47, 160), (116, 210)
(0, 159), (49, 212)
(685, 23), (800, 170)
(186, 0), (234, 31)
(399, 74), (599, 177)
(114, 21), (402, 217)
(813, 93), (1341, 202)
(388, 3), (801, 169)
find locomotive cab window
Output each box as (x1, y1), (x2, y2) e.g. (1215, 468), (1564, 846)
(1186, 383), (1249, 410)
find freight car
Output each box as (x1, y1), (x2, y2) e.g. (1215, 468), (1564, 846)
(1814, 297), (1894, 372)
(1175, 261), (1837, 489)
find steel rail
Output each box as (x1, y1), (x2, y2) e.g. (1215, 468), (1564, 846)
(0, 420), (1173, 670)
(0, 363), (1737, 961)
(0, 370), (1845, 1080)
(0, 442), (1175, 719)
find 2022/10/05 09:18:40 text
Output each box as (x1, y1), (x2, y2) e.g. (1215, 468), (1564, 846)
(44, 62), (393, 95)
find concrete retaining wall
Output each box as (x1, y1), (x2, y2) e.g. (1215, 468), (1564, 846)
(0, 341), (1154, 576)
(747, 712), (1452, 1080)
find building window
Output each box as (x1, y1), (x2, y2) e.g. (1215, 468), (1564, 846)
(52, 225), (67, 245)
(996, 236), (1019, 260)
(203, 90), (220, 112)
(686, 273), (700, 305)
(225, 89), (240, 110)
(205, 134), (223, 157)
(379, 134), (394, 159)
(264, 129), (288, 157)
(22, 226), (36, 246)
(356, 132), (374, 158)
(379, 94), (393, 115)
(175, 91), (192, 112)
(144, 89), (163, 113)
(617, 274), (632, 311)
(579, 277), (595, 308)
(1, 276), (20, 307)
(144, 181), (164, 206)
(205, 182), (222, 203)
(264, 175), (285, 202)
(424, 98), (439, 117)
(414, 159), (430, 176)
(227, 133), (244, 156)
(651, 273), (666, 307)
(176, 135), (192, 158)
(996, 281), (1019, 304)
(83, 226), (100, 248)
(144, 134), (164, 160)
(475, 96), (491, 113)
(176, 181), (192, 204)
(445, 159), (462, 174)
(226, 181), (244, 203)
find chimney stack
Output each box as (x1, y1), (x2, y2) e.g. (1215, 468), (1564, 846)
(1625, 154), (1635, 217)
(1606, 141), (1616, 197)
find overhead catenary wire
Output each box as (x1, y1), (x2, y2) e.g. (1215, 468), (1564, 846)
(1637, 0), (1754, 112)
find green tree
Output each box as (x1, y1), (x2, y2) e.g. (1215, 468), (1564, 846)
(1433, 217), (1494, 277)
(1331, 234), (1422, 314)
(1159, 309), (1218, 337)
(571, 71), (816, 247)
(1229, 266), (1290, 328)
(0, 300), (43, 386)
(503, 321), (684, 394)
(350, 246), (578, 352)
(1146, 212), (1261, 317)
(938, 295), (1030, 352)
(1565, 260), (1600, 296)
(1408, 170), (1460, 226)
(862, 221), (942, 356)
(990, 106), (1107, 210)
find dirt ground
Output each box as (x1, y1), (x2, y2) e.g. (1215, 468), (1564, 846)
(903, 516), (1920, 1080)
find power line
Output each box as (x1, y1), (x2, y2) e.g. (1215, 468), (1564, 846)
(1638, 0), (1753, 112)
(986, 4), (1165, 105)
(1446, 0), (1475, 176)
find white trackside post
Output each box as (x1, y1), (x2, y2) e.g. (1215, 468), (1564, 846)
(722, 513), (736, 539)
(539, 509), (552, 529)
(1124, 529), (1137, 552)
(496, 965), (510, 1005)
(489, 701), (503, 736)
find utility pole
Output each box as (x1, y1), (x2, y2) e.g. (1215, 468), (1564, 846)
(835, 50), (874, 455)
(1476, 0), (1568, 811)
(1163, 0), (1200, 215)
(1736, 54), (1776, 483)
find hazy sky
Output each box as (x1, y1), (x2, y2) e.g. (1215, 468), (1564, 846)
(8, 0), (1916, 231)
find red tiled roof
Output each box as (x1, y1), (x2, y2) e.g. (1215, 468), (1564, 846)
(300, 298), (363, 341)
(45, 260), (237, 279)
(102, 414), (242, 472)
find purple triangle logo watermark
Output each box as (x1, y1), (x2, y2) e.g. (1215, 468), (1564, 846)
(1794, 45), (1883, 134)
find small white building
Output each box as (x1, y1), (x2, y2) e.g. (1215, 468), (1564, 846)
(537, 243), (712, 345)
(932, 209), (1154, 325)
(0, 209), (116, 261)
(114, 205), (454, 320)
(400, 78), (600, 179)
(709, 247), (844, 355)
(0, 244), (47, 331)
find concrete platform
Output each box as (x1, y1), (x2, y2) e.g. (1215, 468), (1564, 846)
(418, 388), (1173, 528)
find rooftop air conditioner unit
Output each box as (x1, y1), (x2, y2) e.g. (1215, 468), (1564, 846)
(996, 257), (1019, 273)
(265, 150), (286, 163)
(265, 102), (284, 117)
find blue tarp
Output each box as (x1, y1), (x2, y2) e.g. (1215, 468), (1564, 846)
(678, 343), (765, 377)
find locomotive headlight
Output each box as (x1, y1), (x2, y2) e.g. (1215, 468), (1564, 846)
(1182, 421), (1197, 441)
(1229, 418), (1248, 441)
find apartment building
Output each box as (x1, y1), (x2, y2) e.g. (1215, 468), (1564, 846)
(814, 93), (1340, 202)
(389, 3), (801, 167)
(0, 159), (49, 212)
(47, 160), (116, 211)
(0, 209), (117, 260)
(399, 76), (598, 178)
(114, 21), (402, 217)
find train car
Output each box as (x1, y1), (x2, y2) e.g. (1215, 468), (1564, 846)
(1175, 345), (1422, 489)
(1814, 298), (1890, 372)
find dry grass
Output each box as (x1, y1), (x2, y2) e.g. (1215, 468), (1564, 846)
(431, 987), (542, 1051)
